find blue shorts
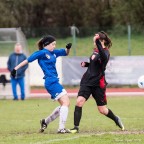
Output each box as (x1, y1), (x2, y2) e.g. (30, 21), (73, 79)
(45, 78), (67, 100)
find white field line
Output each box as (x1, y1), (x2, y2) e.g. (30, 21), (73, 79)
(30, 131), (144, 144)
(30, 136), (80, 144)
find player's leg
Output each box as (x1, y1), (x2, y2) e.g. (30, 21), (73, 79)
(92, 87), (124, 130)
(18, 77), (25, 100)
(57, 94), (70, 133)
(70, 96), (86, 133)
(41, 80), (70, 133)
(70, 86), (91, 133)
(11, 78), (18, 100)
(39, 106), (61, 133)
(98, 105), (124, 130)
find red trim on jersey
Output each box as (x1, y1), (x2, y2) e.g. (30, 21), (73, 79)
(93, 47), (109, 53)
(104, 91), (107, 104)
(99, 76), (105, 89)
(100, 76), (107, 104)
(93, 48), (99, 53)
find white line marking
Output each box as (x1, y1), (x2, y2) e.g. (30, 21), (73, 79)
(30, 131), (144, 144)
(30, 136), (80, 144)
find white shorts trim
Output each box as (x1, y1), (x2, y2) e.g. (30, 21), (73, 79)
(54, 89), (67, 101)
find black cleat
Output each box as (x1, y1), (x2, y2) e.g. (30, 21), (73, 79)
(115, 116), (124, 131)
(70, 127), (79, 133)
(39, 119), (47, 133)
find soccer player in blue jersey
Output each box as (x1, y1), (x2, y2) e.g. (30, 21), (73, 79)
(11, 35), (72, 133)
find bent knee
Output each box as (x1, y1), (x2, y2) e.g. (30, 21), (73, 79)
(63, 98), (70, 107)
(76, 96), (86, 107)
(98, 106), (108, 115)
(59, 94), (70, 106)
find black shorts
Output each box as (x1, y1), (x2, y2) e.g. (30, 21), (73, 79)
(78, 85), (107, 106)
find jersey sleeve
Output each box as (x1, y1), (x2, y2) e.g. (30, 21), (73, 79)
(27, 50), (44, 62)
(54, 49), (67, 57)
(95, 39), (109, 61)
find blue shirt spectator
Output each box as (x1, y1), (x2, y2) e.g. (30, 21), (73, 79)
(7, 43), (28, 100)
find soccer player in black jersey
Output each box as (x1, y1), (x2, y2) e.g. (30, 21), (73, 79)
(70, 31), (124, 133)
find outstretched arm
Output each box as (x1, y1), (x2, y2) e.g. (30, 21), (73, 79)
(94, 34), (109, 61)
(15, 60), (28, 70)
(96, 39), (109, 60)
(11, 60), (28, 78)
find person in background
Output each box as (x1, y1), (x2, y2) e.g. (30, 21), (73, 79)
(7, 43), (28, 100)
(10, 35), (72, 134)
(70, 31), (124, 133)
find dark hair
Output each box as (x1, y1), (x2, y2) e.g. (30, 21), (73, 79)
(98, 31), (112, 48)
(37, 35), (56, 50)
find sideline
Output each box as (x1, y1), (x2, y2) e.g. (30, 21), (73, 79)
(30, 87), (144, 97)
(30, 92), (144, 98)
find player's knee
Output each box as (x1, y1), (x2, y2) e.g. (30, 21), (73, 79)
(76, 97), (85, 107)
(63, 100), (70, 107)
(98, 107), (108, 115)
(99, 109), (105, 115)
(59, 94), (70, 106)
(64, 98), (70, 107)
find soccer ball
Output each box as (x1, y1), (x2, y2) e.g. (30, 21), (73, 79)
(137, 75), (144, 89)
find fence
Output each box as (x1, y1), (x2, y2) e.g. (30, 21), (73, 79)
(23, 25), (144, 56)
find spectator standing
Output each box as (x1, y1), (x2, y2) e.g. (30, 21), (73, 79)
(7, 43), (28, 100)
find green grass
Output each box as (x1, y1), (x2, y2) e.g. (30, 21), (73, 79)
(0, 43), (15, 56)
(0, 96), (144, 144)
(27, 35), (144, 56)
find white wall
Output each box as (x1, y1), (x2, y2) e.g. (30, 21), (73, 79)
(0, 57), (30, 97)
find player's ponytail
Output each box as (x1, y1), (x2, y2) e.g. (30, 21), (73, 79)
(98, 31), (112, 49)
(37, 38), (44, 50)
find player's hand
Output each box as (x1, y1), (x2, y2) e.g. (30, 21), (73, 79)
(81, 62), (85, 67)
(81, 62), (89, 67)
(93, 34), (100, 42)
(66, 43), (72, 49)
(11, 69), (16, 78)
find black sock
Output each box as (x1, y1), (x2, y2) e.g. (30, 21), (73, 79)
(106, 109), (117, 122)
(74, 106), (82, 127)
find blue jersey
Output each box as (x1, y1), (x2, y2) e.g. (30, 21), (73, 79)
(27, 48), (67, 79)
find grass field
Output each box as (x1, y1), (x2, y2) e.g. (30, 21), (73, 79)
(0, 96), (144, 144)
(27, 35), (144, 56)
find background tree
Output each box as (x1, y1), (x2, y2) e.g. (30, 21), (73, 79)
(0, 0), (144, 36)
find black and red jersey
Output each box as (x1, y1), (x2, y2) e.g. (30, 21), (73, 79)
(80, 39), (110, 86)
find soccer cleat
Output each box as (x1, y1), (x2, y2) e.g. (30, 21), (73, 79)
(115, 116), (125, 131)
(70, 127), (79, 134)
(39, 119), (47, 133)
(57, 128), (71, 134)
